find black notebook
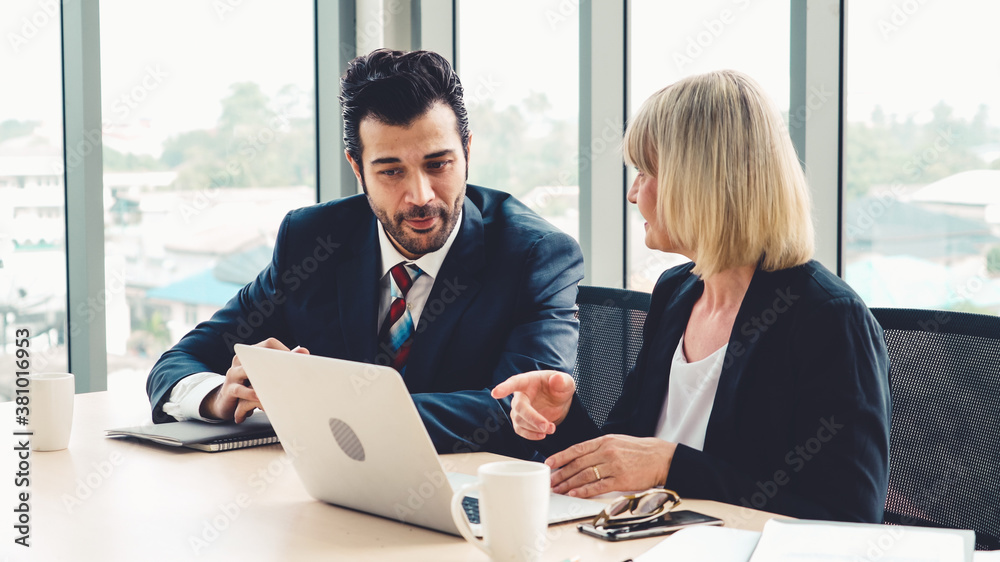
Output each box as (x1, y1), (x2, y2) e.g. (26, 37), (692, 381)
(106, 413), (278, 452)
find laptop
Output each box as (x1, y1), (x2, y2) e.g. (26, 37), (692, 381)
(234, 344), (605, 536)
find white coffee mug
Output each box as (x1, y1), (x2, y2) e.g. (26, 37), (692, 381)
(450, 461), (550, 562)
(27, 373), (75, 451)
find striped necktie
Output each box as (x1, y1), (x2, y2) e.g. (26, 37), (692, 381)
(378, 262), (423, 372)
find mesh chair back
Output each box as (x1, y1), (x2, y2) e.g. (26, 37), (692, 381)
(572, 286), (651, 427)
(872, 307), (1000, 550)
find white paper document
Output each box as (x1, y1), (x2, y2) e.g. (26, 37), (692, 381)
(749, 519), (974, 562)
(636, 526), (762, 562)
(634, 519), (977, 562)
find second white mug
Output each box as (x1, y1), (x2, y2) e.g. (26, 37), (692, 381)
(450, 460), (550, 562)
(27, 372), (75, 451)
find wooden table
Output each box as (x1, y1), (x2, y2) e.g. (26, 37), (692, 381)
(0, 373), (781, 561)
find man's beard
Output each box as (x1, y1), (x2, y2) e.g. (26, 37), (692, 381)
(371, 190), (464, 257)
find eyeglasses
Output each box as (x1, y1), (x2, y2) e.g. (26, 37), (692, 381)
(591, 489), (681, 529)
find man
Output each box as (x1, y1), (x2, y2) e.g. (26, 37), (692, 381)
(146, 49), (584, 458)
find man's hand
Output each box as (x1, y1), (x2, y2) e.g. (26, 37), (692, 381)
(545, 435), (676, 498)
(200, 338), (310, 423)
(491, 370), (576, 440)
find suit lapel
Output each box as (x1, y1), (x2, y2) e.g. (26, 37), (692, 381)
(634, 274), (702, 435)
(703, 267), (770, 451)
(336, 213), (380, 363)
(402, 198), (485, 393)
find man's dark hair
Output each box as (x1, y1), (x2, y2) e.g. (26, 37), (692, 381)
(340, 49), (471, 176)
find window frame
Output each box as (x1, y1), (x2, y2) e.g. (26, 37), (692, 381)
(59, 0), (848, 393)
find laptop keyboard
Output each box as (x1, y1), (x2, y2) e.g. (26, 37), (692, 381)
(462, 496), (480, 525)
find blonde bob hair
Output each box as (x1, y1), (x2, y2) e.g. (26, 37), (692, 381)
(623, 70), (814, 279)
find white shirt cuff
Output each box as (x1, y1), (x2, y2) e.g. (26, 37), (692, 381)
(162, 372), (225, 422)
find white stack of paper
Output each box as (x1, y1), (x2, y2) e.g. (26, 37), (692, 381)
(634, 518), (977, 562)
(750, 519), (973, 562)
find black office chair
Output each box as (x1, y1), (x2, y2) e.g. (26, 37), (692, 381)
(871, 307), (1000, 550)
(572, 285), (651, 427)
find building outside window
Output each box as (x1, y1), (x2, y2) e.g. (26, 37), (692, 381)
(458, 0), (581, 241)
(0, 0), (68, 401)
(99, 0), (317, 381)
(843, 0), (1000, 314)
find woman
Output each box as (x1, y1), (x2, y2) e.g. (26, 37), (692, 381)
(493, 70), (890, 523)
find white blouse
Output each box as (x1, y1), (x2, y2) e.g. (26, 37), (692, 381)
(653, 333), (727, 451)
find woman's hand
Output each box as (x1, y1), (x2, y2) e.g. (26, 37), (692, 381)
(490, 371), (576, 440)
(545, 435), (676, 498)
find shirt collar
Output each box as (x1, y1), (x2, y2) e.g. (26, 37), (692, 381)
(377, 209), (463, 280)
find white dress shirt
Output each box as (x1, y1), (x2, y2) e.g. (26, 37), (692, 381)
(653, 333), (727, 451)
(162, 210), (463, 422)
(376, 209), (462, 333)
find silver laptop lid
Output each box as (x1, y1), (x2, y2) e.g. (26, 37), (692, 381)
(235, 344), (461, 535)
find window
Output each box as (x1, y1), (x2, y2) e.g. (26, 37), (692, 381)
(99, 0), (316, 378)
(843, 0), (1000, 313)
(458, 0), (580, 240)
(627, 0), (791, 291)
(13, 0), (985, 400)
(0, 0), (68, 401)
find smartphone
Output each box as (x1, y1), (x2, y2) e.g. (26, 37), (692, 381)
(577, 510), (723, 541)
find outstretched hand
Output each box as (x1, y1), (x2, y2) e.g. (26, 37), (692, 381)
(491, 370), (576, 440)
(201, 338), (310, 423)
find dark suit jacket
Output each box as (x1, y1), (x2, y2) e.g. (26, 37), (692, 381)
(147, 185), (585, 458)
(544, 260), (891, 523)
